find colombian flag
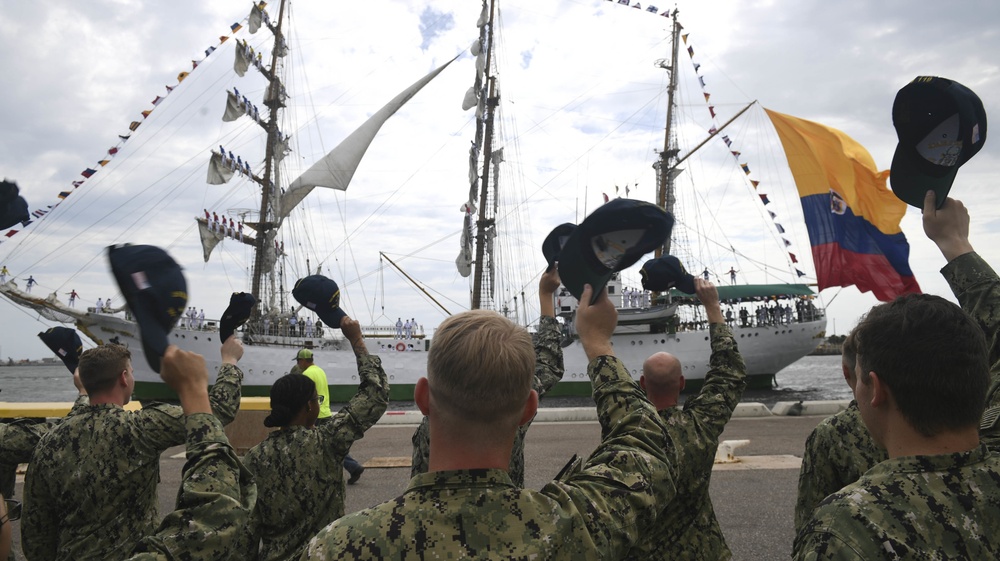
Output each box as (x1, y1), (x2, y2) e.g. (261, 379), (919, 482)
(765, 109), (920, 302)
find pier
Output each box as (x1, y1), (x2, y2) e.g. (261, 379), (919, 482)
(4, 402), (840, 560)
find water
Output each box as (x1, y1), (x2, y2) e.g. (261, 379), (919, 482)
(0, 355), (850, 409)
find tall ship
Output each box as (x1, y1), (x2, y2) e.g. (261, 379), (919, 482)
(1, 1), (833, 401)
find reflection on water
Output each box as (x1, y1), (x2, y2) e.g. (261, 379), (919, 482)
(0, 355), (851, 409)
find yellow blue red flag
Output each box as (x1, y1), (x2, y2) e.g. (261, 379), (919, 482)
(765, 109), (920, 301)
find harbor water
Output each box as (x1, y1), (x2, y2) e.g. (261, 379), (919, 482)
(0, 355), (850, 408)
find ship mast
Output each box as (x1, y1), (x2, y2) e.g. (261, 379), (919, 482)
(470, 0), (499, 311)
(653, 9), (682, 258)
(250, 0), (288, 312)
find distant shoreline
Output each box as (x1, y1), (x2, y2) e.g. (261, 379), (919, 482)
(0, 361), (54, 367)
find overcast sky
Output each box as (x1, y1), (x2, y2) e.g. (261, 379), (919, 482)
(1, 0), (998, 362)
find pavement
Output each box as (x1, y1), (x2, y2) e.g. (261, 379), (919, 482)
(8, 414), (825, 561)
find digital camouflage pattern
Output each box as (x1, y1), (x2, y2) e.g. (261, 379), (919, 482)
(0, 394), (88, 498)
(243, 354), (389, 561)
(302, 355), (676, 560)
(21, 363), (244, 561)
(941, 252), (1000, 450)
(794, 400), (887, 534)
(410, 314), (564, 486)
(625, 323), (746, 561)
(128, 413), (256, 561)
(793, 445), (1000, 560)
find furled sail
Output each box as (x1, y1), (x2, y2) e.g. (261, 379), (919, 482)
(207, 152), (235, 185)
(456, 207), (473, 277)
(0, 284), (82, 324)
(197, 219), (225, 262)
(249, 3), (266, 34)
(234, 39), (251, 76)
(279, 55), (458, 219)
(223, 90), (246, 121)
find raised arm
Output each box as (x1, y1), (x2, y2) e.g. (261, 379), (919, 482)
(68, 368), (90, 413)
(682, 278), (747, 434)
(544, 284), (676, 557)
(127, 345), (253, 560)
(534, 267), (565, 397)
(923, 191), (1000, 442)
(208, 335), (246, 425)
(322, 317), (389, 455)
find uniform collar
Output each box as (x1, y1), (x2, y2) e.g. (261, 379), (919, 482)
(406, 469), (515, 493)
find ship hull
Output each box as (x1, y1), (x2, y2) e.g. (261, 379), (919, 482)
(90, 312), (825, 402)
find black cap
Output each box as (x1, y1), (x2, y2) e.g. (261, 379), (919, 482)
(0, 180), (30, 230)
(640, 255), (696, 294)
(292, 275), (347, 329)
(558, 198), (673, 303)
(891, 76), (987, 209)
(220, 292), (256, 342)
(542, 223), (576, 270)
(38, 327), (83, 374)
(107, 244), (188, 373)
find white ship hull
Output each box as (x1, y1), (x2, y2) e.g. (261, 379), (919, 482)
(89, 311), (825, 401)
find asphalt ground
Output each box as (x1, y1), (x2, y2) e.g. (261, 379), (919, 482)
(10, 414), (824, 561)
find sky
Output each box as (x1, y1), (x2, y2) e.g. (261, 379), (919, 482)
(1, 0), (999, 360)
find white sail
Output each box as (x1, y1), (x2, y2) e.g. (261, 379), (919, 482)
(207, 152), (235, 185)
(223, 90), (246, 122)
(197, 219), (225, 262)
(0, 284), (83, 324)
(234, 40), (251, 77)
(248, 4), (264, 34)
(279, 55), (459, 219)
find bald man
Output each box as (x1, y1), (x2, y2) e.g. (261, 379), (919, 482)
(626, 278), (747, 561)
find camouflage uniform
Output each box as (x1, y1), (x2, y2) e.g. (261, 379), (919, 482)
(941, 252), (1000, 449)
(128, 412), (256, 561)
(301, 355), (676, 560)
(793, 445), (1000, 560)
(410, 315), (564, 486)
(0, 396), (88, 498)
(21, 363), (244, 561)
(243, 355), (389, 561)
(794, 400), (887, 534)
(625, 323), (746, 561)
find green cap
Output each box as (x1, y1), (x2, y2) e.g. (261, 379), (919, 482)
(294, 348), (314, 360)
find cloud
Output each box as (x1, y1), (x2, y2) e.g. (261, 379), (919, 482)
(419, 7), (455, 51)
(2, 0), (999, 366)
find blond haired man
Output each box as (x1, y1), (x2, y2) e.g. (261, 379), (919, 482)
(302, 285), (676, 559)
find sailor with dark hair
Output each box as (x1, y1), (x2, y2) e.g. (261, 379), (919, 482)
(22, 336), (246, 561)
(263, 374), (319, 427)
(921, 192), (1000, 450)
(794, 328), (887, 534)
(243, 314), (388, 560)
(794, 289), (1000, 559)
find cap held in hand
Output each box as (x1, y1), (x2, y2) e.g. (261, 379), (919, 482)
(38, 327), (84, 374)
(292, 275), (347, 329)
(0, 180), (30, 231)
(107, 244), (188, 373)
(640, 255), (696, 295)
(542, 223), (577, 270)
(891, 76), (987, 209)
(220, 292), (256, 342)
(558, 198), (673, 303)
